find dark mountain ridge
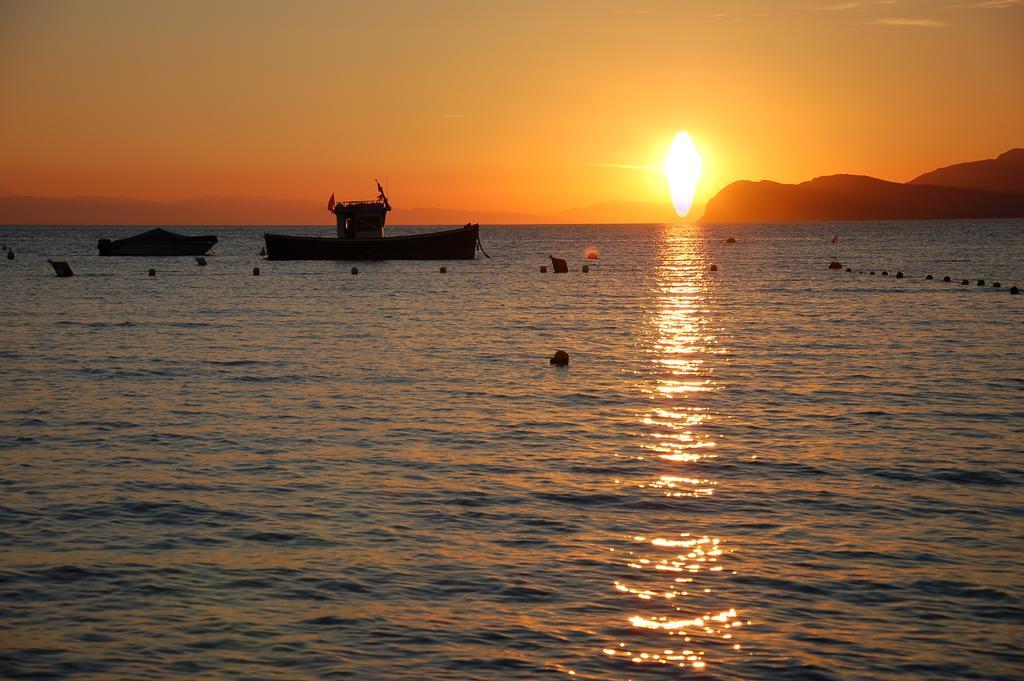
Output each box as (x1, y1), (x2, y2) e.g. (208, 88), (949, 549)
(701, 149), (1024, 223)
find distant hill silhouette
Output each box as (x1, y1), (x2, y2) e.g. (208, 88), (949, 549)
(910, 148), (1024, 194)
(551, 200), (681, 224)
(0, 194), (681, 226)
(701, 149), (1024, 223)
(0, 194), (324, 226)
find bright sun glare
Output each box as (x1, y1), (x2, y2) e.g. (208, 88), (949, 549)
(664, 131), (703, 217)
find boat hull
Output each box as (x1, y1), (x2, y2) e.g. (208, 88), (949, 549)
(98, 234), (218, 256)
(263, 225), (479, 261)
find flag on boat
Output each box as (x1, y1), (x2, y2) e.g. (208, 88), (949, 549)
(327, 193), (335, 212)
(831, 235), (839, 244)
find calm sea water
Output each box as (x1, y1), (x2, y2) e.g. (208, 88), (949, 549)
(1, 222), (1022, 680)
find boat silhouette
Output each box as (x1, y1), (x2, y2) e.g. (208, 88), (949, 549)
(263, 182), (480, 261)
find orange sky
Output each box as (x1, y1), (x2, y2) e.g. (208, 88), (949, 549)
(1, 0), (1022, 218)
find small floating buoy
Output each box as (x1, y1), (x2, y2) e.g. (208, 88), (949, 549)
(943, 276), (951, 282)
(926, 274), (933, 280)
(195, 256), (207, 266)
(586, 249), (599, 260)
(828, 260), (842, 270)
(709, 264), (718, 272)
(1011, 286), (1019, 295)
(882, 271), (888, 276)
(259, 247), (266, 256)
(581, 264), (589, 273)
(48, 260), (73, 277)
(992, 282), (1001, 288)
(148, 268), (156, 276)
(540, 265), (547, 273)
(845, 268), (852, 272)
(869, 271), (875, 275)
(550, 350), (569, 366)
(252, 267), (260, 276)
(439, 266), (447, 273)
(896, 271), (904, 279)
(961, 279), (969, 285)
(726, 237), (736, 244)
(858, 270), (864, 274)
(351, 267), (358, 275)
(977, 279), (985, 286)
(549, 255), (568, 273)
(6, 249), (13, 260)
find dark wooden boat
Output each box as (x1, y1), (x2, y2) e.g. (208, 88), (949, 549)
(98, 228), (217, 256)
(263, 183), (480, 261)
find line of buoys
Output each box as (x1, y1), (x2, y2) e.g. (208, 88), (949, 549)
(550, 350), (569, 366)
(843, 262), (1019, 303)
(929, 274), (1018, 294)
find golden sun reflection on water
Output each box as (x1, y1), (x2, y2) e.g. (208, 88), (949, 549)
(610, 226), (743, 672)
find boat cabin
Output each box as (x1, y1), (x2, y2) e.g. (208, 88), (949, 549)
(333, 186), (391, 239)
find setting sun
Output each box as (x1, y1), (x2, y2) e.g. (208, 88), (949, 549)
(664, 132), (703, 218)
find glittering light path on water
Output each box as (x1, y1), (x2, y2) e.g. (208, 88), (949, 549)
(603, 226), (746, 673)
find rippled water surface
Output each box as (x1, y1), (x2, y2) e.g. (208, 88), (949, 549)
(1, 222), (1023, 679)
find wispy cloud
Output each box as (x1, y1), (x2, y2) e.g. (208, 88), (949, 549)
(808, 0), (898, 9)
(968, 0), (1022, 7)
(443, 114), (469, 119)
(812, 2), (862, 10)
(870, 17), (950, 26)
(583, 163), (660, 171)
